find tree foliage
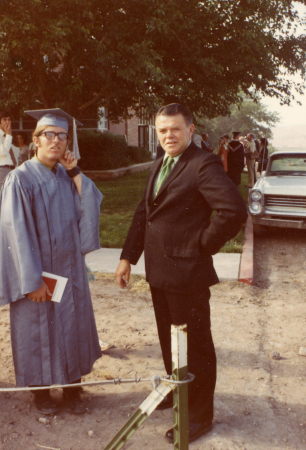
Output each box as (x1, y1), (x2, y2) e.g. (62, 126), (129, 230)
(0, 0), (305, 120)
(197, 97), (280, 147)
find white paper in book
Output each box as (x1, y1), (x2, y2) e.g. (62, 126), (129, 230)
(42, 271), (68, 303)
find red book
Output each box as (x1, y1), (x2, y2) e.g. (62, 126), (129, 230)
(42, 272), (68, 303)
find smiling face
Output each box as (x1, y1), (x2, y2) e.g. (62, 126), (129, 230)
(0, 116), (11, 131)
(155, 113), (195, 157)
(33, 126), (68, 166)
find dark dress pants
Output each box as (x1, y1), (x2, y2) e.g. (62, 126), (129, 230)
(227, 169), (241, 186)
(150, 286), (216, 423)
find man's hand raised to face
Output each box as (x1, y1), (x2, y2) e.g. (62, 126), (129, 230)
(115, 259), (131, 288)
(59, 150), (78, 170)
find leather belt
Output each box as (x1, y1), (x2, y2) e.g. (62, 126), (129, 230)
(0, 165), (14, 169)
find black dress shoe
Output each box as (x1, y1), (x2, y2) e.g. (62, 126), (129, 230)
(165, 421), (213, 443)
(63, 389), (87, 415)
(156, 392), (173, 410)
(33, 390), (59, 415)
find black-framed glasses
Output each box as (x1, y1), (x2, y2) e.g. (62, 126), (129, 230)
(39, 131), (68, 141)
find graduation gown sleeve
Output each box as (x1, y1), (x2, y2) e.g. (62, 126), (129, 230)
(0, 174), (43, 305)
(75, 174), (103, 255)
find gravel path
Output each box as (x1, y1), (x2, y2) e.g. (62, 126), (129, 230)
(0, 229), (305, 449)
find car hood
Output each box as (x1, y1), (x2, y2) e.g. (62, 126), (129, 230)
(253, 175), (306, 196)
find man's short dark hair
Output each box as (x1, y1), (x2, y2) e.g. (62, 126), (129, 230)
(232, 131), (241, 139)
(0, 110), (11, 120)
(156, 103), (193, 125)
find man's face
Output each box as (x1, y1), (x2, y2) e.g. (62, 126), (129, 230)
(15, 134), (24, 146)
(247, 134), (253, 141)
(34, 126), (68, 162)
(0, 116), (11, 131)
(155, 114), (195, 157)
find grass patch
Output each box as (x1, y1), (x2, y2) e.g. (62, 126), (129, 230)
(96, 171), (150, 248)
(220, 172), (248, 253)
(96, 171), (248, 252)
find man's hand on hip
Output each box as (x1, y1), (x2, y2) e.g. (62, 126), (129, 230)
(115, 259), (131, 288)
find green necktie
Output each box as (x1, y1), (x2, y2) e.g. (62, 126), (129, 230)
(154, 156), (175, 196)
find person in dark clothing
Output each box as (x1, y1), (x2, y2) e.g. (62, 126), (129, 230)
(115, 104), (247, 443)
(227, 131), (245, 186)
(200, 133), (213, 152)
(258, 137), (269, 173)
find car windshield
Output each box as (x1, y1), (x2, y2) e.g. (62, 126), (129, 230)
(268, 155), (306, 175)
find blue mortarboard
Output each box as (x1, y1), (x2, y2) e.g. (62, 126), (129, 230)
(24, 108), (83, 159)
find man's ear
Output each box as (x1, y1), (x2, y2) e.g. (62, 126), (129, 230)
(33, 136), (39, 147)
(190, 124), (195, 134)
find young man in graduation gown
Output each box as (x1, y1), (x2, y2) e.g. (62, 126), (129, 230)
(115, 104), (247, 443)
(227, 131), (245, 186)
(0, 109), (102, 415)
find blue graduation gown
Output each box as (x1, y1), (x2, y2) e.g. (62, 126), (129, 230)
(0, 159), (103, 386)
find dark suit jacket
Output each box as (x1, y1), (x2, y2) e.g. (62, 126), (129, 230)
(121, 143), (247, 293)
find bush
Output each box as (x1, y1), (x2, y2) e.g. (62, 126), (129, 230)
(126, 145), (151, 164)
(78, 131), (152, 169)
(78, 130), (130, 170)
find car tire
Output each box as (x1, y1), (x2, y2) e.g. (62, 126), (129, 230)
(253, 224), (268, 236)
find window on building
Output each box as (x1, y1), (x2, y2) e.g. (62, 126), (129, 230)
(138, 124), (157, 157)
(97, 107), (108, 131)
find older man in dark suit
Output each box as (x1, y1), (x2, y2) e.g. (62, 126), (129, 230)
(115, 103), (247, 443)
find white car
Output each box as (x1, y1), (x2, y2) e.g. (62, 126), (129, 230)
(248, 151), (306, 233)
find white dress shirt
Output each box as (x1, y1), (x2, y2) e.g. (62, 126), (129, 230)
(0, 129), (19, 166)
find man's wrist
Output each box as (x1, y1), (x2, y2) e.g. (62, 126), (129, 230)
(66, 166), (81, 178)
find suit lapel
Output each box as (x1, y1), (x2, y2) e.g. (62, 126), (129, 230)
(145, 157), (163, 206)
(146, 143), (196, 213)
(154, 157), (187, 199)
(154, 143), (196, 199)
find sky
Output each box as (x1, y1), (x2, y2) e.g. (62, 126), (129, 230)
(262, 2), (305, 149)
(263, 84), (306, 149)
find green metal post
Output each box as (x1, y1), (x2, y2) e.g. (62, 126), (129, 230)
(104, 382), (174, 450)
(171, 324), (189, 450)
(104, 324), (190, 449)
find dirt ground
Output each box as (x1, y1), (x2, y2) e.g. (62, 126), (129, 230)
(0, 229), (306, 450)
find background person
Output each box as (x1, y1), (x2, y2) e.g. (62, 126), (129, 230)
(13, 131), (30, 165)
(0, 111), (19, 186)
(217, 135), (228, 172)
(200, 132), (213, 152)
(227, 131), (245, 186)
(258, 137), (269, 174)
(115, 103), (247, 444)
(0, 109), (102, 415)
(243, 133), (257, 187)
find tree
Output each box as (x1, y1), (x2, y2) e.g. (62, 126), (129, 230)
(197, 97), (280, 148)
(0, 0), (305, 120)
